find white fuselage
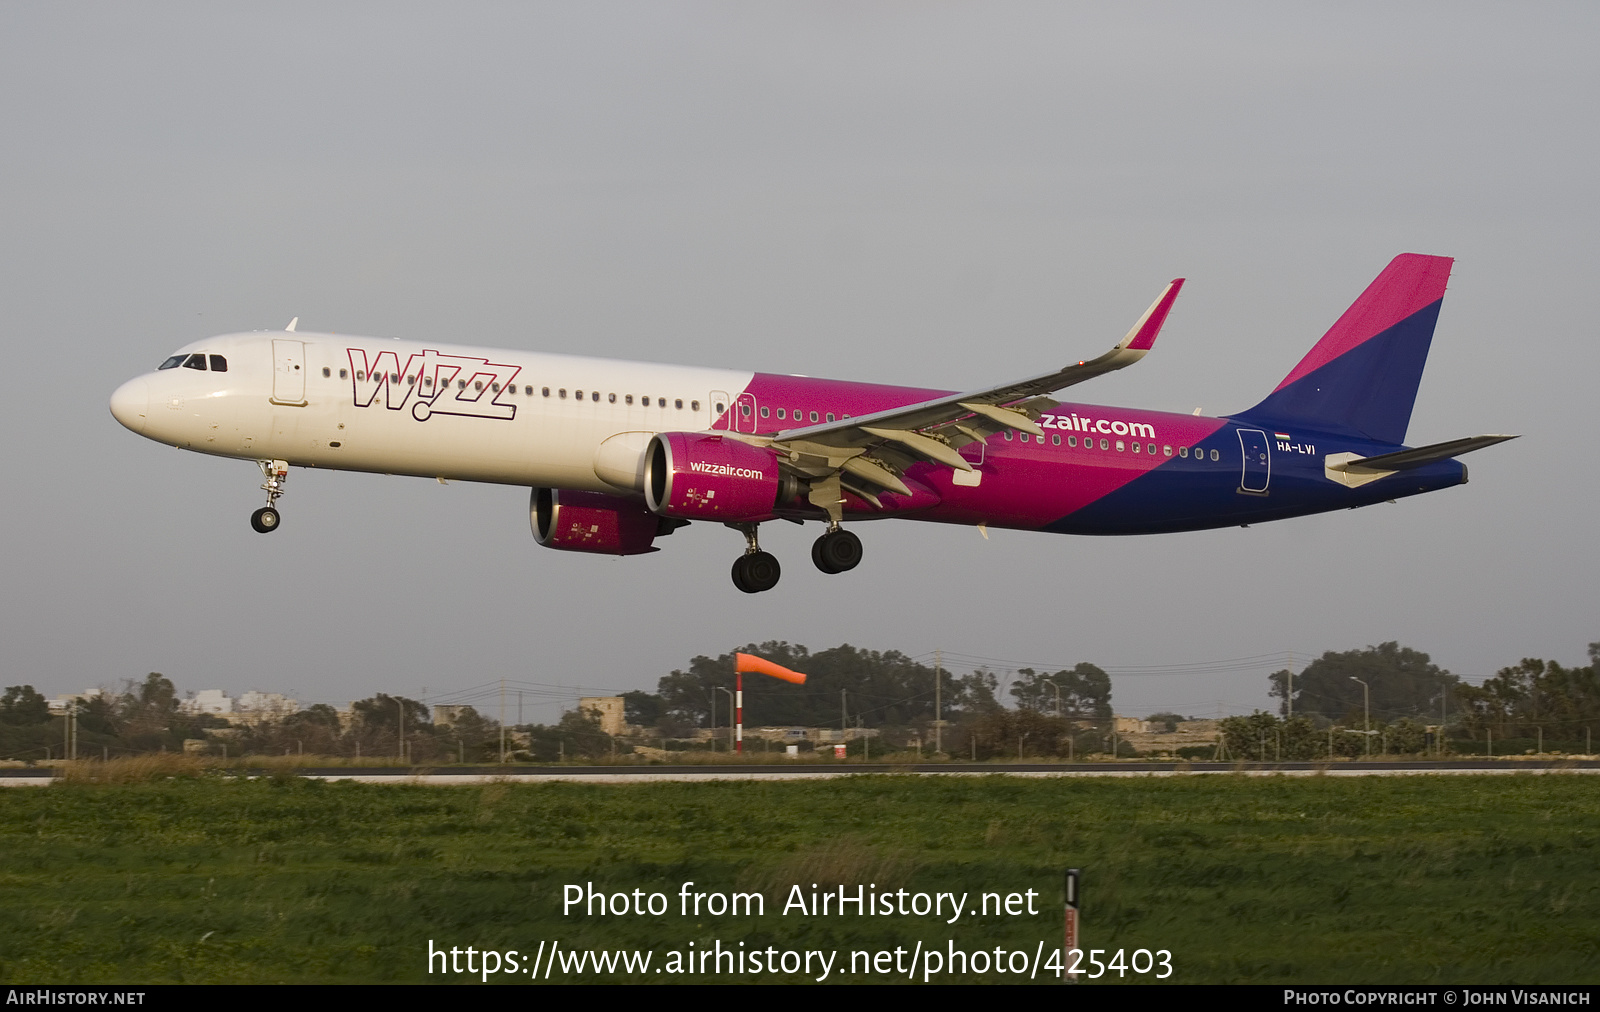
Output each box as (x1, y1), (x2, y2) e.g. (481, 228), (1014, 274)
(111, 331), (756, 494)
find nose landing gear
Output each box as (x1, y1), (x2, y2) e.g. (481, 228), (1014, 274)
(728, 522), (781, 593)
(251, 459), (289, 534)
(812, 525), (862, 574)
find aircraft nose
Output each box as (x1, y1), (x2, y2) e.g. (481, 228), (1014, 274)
(110, 377), (149, 434)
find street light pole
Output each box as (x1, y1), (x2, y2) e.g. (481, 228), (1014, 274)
(1350, 677), (1370, 757)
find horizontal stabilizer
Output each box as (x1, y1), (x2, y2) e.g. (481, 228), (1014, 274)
(1325, 434), (1517, 487)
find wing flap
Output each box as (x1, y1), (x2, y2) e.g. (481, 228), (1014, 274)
(764, 278), (1185, 515)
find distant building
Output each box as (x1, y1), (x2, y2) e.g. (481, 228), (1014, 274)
(180, 689), (234, 716)
(48, 688), (103, 714)
(237, 691), (297, 721)
(1113, 716), (1151, 735)
(578, 697), (625, 737)
(433, 705), (474, 728)
(177, 690), (298, 723)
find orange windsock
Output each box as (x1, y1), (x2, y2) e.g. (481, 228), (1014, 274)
(735, 652), (807, 685)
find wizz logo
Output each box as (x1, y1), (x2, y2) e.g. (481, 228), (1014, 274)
(347, 348), (522, 422)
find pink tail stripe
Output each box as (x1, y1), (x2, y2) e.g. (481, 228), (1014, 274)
(1273, 254), (1452, 393)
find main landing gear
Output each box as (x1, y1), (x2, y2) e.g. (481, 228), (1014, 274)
(730, 523), (781, 594)
(726, 522), (865, 593)
(811, 525), (862, 574)
(251, 459), (289, 534)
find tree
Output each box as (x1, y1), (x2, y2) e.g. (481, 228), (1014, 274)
(1456, 655), (1600, 743)
(1271, 643), (1456, 722)
(961, 708), (1077, 759)
(0, 686), (50, 725)
(1008, 664), (1111, 723)
(621, 690), (663, 728)
(117, 673), (180, 751)
(948, 669), (1002, 716)
(1146, 711), (1186, 733)
(351, 694), (430, 733)
(1219, 712), (1323, 760)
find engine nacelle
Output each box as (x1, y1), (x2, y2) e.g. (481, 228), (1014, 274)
(645, 432), (784, 521)
(530, 488), (660, 555)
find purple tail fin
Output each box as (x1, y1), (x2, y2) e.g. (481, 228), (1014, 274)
(1239, 254), (1453, 444)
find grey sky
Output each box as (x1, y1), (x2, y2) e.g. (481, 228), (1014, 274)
(2, 3), (1595, 723)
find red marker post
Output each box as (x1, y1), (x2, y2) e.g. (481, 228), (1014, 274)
(1063, 868), (1081, 983)
(733, 653), (807, 754)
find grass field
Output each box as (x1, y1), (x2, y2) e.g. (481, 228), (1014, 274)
(2, 770), (1596, 984)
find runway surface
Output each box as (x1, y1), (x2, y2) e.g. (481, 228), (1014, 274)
(4, 759), (1598, 784)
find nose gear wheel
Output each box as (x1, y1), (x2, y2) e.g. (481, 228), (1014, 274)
(251, 459), (289, 534)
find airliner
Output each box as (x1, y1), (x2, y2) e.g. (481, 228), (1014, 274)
(109, 253), (1514, 593)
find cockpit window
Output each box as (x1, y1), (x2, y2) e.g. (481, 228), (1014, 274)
(158, 355), (185, 370)
(182, 353), (207, 370)
(208, 355), (227, 372)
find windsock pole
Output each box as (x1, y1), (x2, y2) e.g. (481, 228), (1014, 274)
(736, 670), (744, 754)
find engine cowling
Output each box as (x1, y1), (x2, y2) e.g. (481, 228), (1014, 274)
(645, 432), (785, 521)
(530, 488), (660, 555)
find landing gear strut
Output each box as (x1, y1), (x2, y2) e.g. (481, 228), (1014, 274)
(812, 525), (862, 574)
(251, 459), (288, 534)
(729, 523), (780, 594)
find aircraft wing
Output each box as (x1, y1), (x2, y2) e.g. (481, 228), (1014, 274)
(763, 279), (1184, 511)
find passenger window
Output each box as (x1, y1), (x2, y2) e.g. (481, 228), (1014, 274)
(658, 397), (667, 407)
(392, 373), (400, 383)
(809, 411), (819, 422)
(714, 401), (724, 413)
(183, 354), (207, 370)
(1004, 431), (1013, 441)
(1163, 445), (1172, 456)
(691, 400), (700, 411)
(776, 408), (785, 419)
(625, 394), (633, 405)
(356, 371), (366, 381)
(1210, 449), (1220, 461)
(1179, 446), (1188, 457)
(608, 393), (616, 403)
(1052, 434), (1061, 446)
(592, 391), (600, 402)
(409, 376), (418, 386)
(740, 403), (750, 416)
(158, 355), (184, 370)
(1131, 441), (1140, 453)
(760, 406), (770, 418)
(210, 355), (228, 372)
(1116, 440), (1125, 452)
(1068, 436), (1077, 447)
(575, 389), (583, 399)
(458, 379), (466, 389)
(525, 385), (533, 395)
(542, 387), (550, 397)
(1019, 432), (1029, 443)
(559, 388), (567, 398)
(825, 413), (835, 422)
(1148, 443), (1156, 454)
(676, 399), (683, 409)
(340, 369), (348, 379)
(1100, 438), (1109, 450)
(321, 367), (331, 378)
